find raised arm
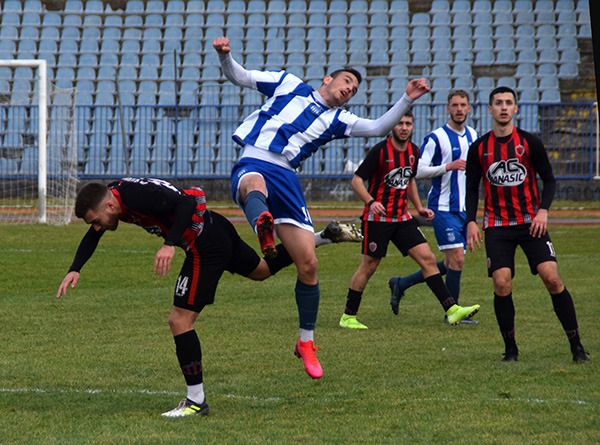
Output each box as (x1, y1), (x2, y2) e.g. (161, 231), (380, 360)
(349, 78), (430, 138)
(213, 36), (255, 88)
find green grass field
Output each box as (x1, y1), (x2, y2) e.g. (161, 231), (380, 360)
(0, 219), (598, 444)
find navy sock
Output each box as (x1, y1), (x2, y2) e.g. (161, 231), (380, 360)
(344, 288), (363, 315)
(425, 273), (455, 311)
(445, 268), (462, 303)
(398, 261), (446, 290)
(295, 279), (320, 331)
(550, 288), (582, 349)
(494, 293), (517, 350)
(174, 330), (203, 386)
(242, 190), (268, 229)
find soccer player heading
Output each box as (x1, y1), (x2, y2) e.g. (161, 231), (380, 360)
(56, 178), (362, 417)
(213, 36), (430, 379)
(466, 86), (590, 364)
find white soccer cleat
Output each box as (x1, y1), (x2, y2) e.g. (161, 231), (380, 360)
(322, 221), (363, 243)
(161, 398), (209, 418)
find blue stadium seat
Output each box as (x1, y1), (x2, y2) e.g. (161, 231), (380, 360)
(84, 0), (105, 11)
(518, 49), (538, 64)
(516, 63), (536, 77)
(22, 12), (41, 26)
(541, 90), (560, 102)
(496, 50), (516, 64)
(559, 63), (578, 78)
(538, 49), (559, 63)
(3, 0), (23, 11)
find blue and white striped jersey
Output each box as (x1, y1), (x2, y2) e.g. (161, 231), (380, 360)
(232, 70), (360, 169)
(418, 124), (478, 212)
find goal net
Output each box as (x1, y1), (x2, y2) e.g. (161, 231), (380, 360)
(0, 60), (77, 224)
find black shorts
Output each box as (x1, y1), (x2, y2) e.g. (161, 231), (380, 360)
(361, 218), (427, 258)
(173, 211), (261, 312)
(484, 224), (557, 277)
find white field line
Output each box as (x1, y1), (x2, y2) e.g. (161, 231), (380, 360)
(0, 387), (282, 402)
(0, 387), (595, 406)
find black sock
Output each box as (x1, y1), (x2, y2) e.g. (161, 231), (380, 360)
(264, 243), (293, 275)
(344, 288), (363, 315)
(494, 293), (517, 350)
(550, 288), (582, 350)
(174, 330), (203, 386)
(425, 274), (455, 312)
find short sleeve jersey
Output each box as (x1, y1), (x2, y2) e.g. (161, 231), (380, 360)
(232, 70), (360, 168)
(419, 124), (478, 212)
(355, 137), (420, 223)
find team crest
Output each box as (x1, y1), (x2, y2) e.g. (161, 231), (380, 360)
(515, 144), (525, 157)
(369, 241), (378, 253)
(409, 155), (415, 166)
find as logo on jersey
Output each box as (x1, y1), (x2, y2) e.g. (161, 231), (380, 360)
(487, 158), (527, 186)
(384, 166), (411, 189)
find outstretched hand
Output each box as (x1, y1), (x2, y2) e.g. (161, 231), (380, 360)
(57, 271), (80, 298)
(405, 78), (430, 100)
(213, 36), (231, 54)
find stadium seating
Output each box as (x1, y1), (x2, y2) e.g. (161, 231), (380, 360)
(0, 0), (592, 178)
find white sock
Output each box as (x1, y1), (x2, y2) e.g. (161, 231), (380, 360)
(187, 383), (205, 404)
(314, 231), (332, 247)
(299, 328), (314, 342)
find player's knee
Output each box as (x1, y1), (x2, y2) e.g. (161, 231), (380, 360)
(295, 256), (318, 279)
(542, 275), (564, 294)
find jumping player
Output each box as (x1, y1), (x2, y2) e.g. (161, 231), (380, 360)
(213, 36), (430, 378)
(56, 178), (359, 418)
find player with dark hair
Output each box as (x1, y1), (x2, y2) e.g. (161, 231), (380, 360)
(56, 178), (355, 418)
(465, 86), (590, 363)
(389, 90), (479, 324)
(213, 36), (430, 378)
(338, 113), (481, 329)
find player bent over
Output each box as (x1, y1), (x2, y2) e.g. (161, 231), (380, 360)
(56, 178), (361, 417)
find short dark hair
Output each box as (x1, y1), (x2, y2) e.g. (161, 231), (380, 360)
(75, 182), (110, 218)
(401, 110), (414, 120)
(329, 67), (363, 85)
(489, 86), (517, 105)
(448, 89), (470, 103)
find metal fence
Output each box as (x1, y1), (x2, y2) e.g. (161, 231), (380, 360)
(1, 100), (598, 180)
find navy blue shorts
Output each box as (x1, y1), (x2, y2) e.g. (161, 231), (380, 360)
(484, 224), (557, 277)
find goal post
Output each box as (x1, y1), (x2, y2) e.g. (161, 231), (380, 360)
(0, 59), (77, 224)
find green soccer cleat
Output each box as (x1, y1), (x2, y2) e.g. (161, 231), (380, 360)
(445, 304), (480, 326)
(339, 314), (368, 330)
(161, 398), (210, 418)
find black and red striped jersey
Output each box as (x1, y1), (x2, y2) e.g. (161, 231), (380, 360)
(108, 178), (207, 249)
(465, 127), (556, 229)
(68, 178), (207, 273)
(355, 136), (420, 222)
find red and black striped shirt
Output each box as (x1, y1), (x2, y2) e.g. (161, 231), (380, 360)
(465, 127), (556, 229)
(355, 136), (420, 223)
